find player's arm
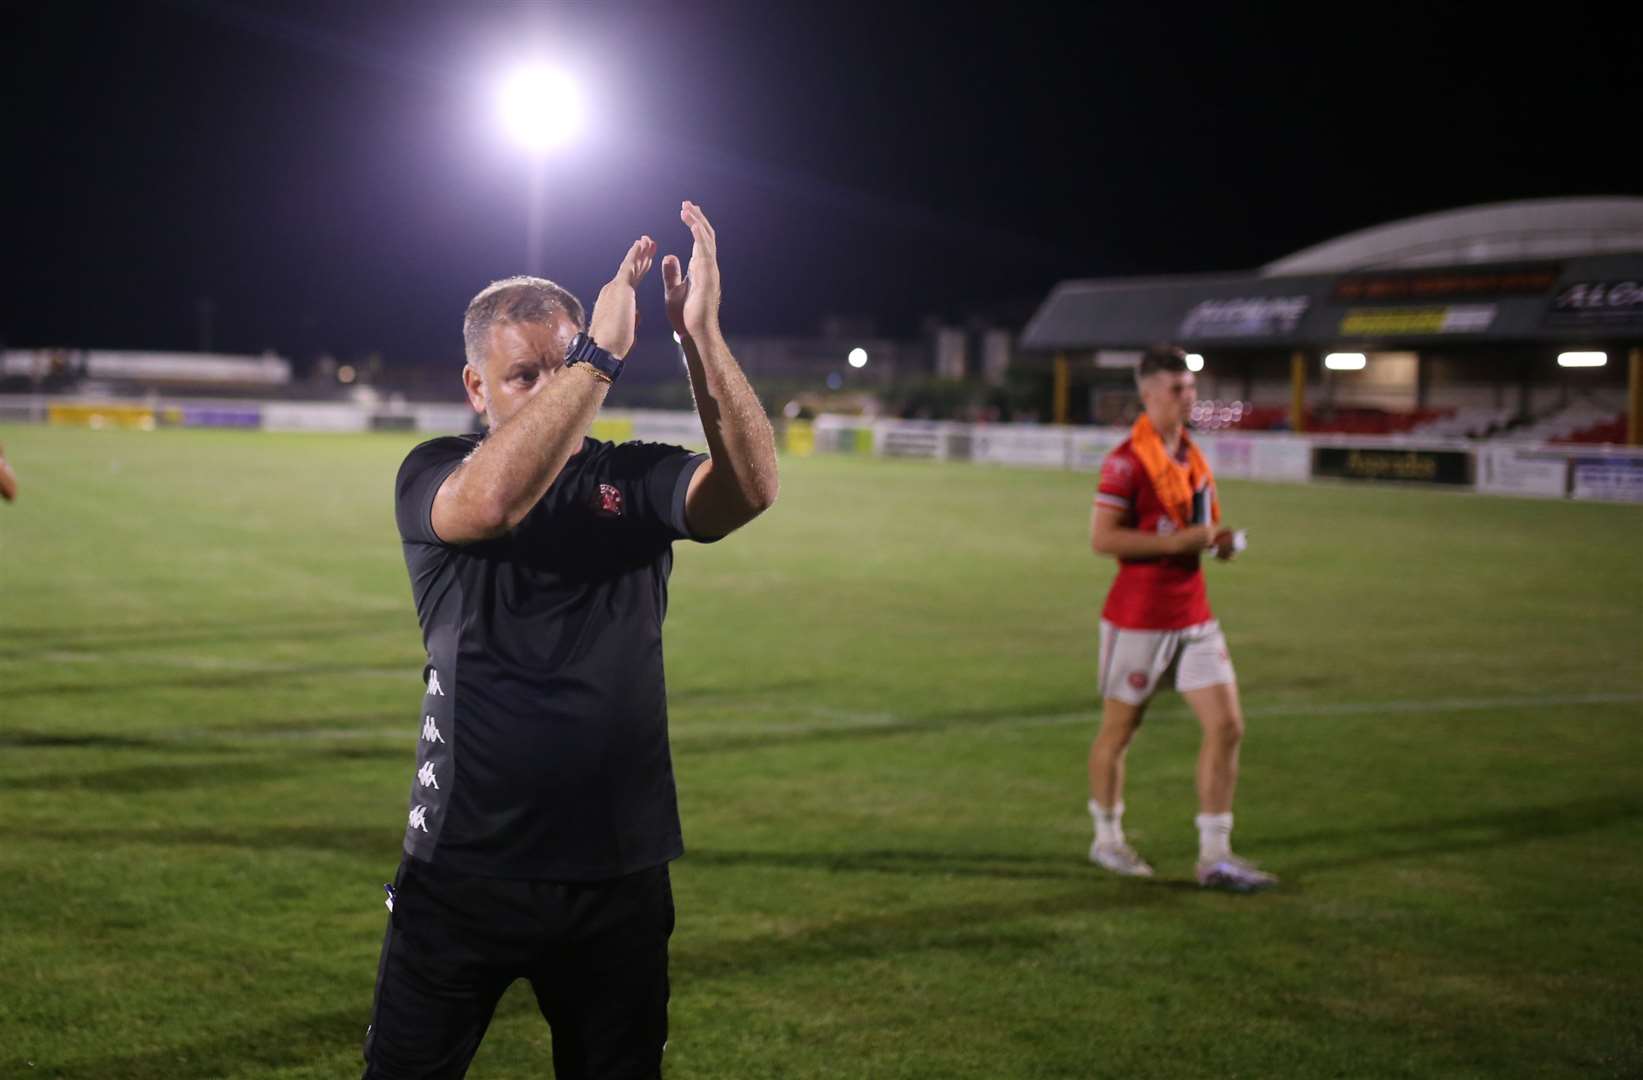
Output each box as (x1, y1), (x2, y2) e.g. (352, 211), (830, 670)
(665, 201), (779, 538)
(1089, 503), (1217, 559)
(432, 238), (656, 544)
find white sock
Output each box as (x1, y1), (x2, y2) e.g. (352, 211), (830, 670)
(1196, 812), (1233, 862)
(1089, 800), (1125, 847)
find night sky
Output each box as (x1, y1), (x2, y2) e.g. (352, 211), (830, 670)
(5, 1), (1639, 367)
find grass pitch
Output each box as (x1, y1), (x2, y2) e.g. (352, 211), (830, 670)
(1, 423), (1640, 1079)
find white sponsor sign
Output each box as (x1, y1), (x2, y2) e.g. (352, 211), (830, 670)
(1068, 429), (1128, 471)
(876, 421), (949, 460)
(1251, 437), (1313, 482)
(261, 403), (370, 432)
(1476, 446), (1567, 498)
(971, 425), (1070, 468)
(1199, 435), (1256, 479)
(1194, 434), (1312, 482)
(412, 404), (478, 434)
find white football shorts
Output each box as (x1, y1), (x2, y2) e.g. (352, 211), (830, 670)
(1098, 619), (1236, 705)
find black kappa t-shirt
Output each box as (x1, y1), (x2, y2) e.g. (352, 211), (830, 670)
(394, 433), (710, 880)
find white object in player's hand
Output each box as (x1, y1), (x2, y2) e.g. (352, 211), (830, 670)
(1212, 529), (1246, 560)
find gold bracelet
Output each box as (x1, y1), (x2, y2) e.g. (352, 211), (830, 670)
(578, 363), (614, 385)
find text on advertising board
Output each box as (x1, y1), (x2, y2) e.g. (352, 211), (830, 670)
(1178, 296), (1310, 339)
(1338, 305), (1497, 336)
(1545, 281), (1643, 327)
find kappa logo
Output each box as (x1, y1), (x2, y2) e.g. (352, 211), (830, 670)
(426, 668), (445, 696)
(408, 805), (430, 833)
(1127, 671), (1149, 691)
(421, 716), (445, 743)
(417, 762), (439, 790)
(593, 482), (623, 517)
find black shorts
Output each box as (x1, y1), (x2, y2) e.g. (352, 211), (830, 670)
(362, 856), (675, 1080)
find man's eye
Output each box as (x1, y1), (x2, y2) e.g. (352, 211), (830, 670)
(516, 372), (537, 384)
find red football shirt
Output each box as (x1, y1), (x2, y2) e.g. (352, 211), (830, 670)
(1094, 438), (1214, 630)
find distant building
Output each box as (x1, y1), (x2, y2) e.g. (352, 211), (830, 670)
(1022, 198), (1642, 438)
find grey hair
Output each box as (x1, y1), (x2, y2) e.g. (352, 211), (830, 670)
(461, 276), (586, 367)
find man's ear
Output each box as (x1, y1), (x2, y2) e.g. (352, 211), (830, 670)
(462, 364), (486, 414)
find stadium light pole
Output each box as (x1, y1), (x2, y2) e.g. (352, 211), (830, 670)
(498, 65), (584, 276)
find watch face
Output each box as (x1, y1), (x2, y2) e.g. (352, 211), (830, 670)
(573, 336), (604, 368)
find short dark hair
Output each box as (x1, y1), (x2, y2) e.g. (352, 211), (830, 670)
(1135, 344), (1189, 381)
(462, 276), (586, 367)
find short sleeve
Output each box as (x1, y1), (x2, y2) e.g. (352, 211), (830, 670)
(395, 437), (473, 545)
(1095, 449), (1139, 513)
(605, 441), (712, 542)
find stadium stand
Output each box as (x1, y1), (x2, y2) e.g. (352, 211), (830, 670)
(1512, 397), (1627, 443)
(1200, 402), (1453, 436)
(1408, 406), (1519, 439)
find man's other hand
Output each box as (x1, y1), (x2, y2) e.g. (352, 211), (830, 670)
(662, 201), (722, 343)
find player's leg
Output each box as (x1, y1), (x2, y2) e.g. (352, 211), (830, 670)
(361, 860), (522, 1079)
(528, 864), (675, 1080)
(1177, 623), (1276, 891)
(1089, 696), (1146, 813)
(1088, 622), (1165, 877)
(1181, 679), (1241, 816)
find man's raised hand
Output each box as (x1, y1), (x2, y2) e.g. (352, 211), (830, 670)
(587, 236), (656, 360)
(662, 201), (722, 343)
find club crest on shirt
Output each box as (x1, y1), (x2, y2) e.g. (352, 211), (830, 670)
(592, 483), (623, 517)
(1100, 455), (1133, 486)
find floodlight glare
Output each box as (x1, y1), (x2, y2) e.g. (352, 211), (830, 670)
(1324, 352), (1367, 371)
(1557, 351), (1607, 368)
(848, 347), (869, 369)
(1184, 353), (1204, 372)
(499, 66), (583, 153)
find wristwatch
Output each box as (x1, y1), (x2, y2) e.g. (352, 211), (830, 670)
(563, 332), (623, 383)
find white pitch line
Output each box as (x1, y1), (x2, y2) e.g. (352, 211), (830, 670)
(106, 689), (1643, 747)
(21, 650), (416, 672)
(1246, 690), (1643, 720)
(667, 690), (1643, 742)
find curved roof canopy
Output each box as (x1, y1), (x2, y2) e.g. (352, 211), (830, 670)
(1262, 197), (1643, 276)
